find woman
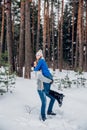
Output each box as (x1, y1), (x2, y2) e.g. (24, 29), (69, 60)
(34, 50), (64, 121)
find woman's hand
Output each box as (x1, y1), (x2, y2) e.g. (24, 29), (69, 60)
(34, 61), (37, 67)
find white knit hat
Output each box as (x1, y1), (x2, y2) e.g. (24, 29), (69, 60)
(36, 49), (43, 57)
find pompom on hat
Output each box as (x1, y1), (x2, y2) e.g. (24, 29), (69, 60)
(36, 49), (43, 57)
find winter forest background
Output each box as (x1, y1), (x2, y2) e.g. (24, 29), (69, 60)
(0, 1), (87, 130)
(0, 0), (87, 78)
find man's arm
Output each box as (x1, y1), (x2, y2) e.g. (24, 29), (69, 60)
(37, 72), (52, 83)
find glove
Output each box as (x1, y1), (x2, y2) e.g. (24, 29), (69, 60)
(50, 79), (53, 84)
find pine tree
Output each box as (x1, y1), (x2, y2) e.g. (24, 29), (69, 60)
(5, 0), (15, 73)
(24, 0), (32, 78)
(36, 0), (41, 51)
(18, 0), (25, 77)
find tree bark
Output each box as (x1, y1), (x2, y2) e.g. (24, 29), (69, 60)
(0, 0), (5, 66)
(75, 0), (84, 71)
(6, 0), (15, 72)
(85, 0), (87, 71)
(72, 1), (75, 68)
(24, 0), (32, 78)
(36, 0), (41, 51)
(0, 0), (5, 56)
(59, 0), (64, 71)
(43, 1), (47, 58)
(78, 0), (83, 70)
(46, 0), (50, 66)
(51, 1), (55, 71)
(32, 2), (35, 53)
(18, 0), (25, 77)
(57, 0), (60, 69)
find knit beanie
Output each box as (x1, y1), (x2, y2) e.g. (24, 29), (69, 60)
(36, 49), (43, 57)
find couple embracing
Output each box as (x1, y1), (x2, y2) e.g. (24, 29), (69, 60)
(34, 50), (64, 121)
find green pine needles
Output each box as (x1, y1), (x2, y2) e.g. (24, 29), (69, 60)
(0, 66), (16, 95)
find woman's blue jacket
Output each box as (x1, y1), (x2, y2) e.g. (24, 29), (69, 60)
(34, 58), (53, 80)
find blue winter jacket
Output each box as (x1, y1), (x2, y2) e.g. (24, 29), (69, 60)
(34, 58), (53, 80)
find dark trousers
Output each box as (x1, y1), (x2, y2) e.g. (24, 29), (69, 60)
(49, 90), (62, 99)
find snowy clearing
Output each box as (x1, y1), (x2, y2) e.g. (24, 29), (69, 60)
(0, 70), (87, 130)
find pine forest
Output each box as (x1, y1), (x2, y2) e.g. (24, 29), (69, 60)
(0, 0), (87, 78)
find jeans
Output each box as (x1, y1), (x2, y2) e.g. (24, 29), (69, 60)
(38, 90), (46, 119)
(43, 82), (55, 113)
(37, 83), (55, 119)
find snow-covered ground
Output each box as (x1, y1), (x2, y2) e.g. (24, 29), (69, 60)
(0, 70), (87, 130)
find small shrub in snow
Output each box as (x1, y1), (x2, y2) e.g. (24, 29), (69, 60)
(0, 66), (16, 95)
(62, 74), (72, 88)
(74, 71), (87, 88)
(53, 70), (87, 90)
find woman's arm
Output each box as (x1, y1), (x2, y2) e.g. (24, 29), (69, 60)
(34, 59), (42, 71)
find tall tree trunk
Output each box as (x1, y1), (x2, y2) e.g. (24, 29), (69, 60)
(57, 0), (60, 69)
(24, 0), (32, 78)
(51, 1), (55, 71)
(85, 0), (87, 71)
(0, 0), (5, 66)
(36, 0), (41, 51)
(75, 0), (84, 71)
(46, 0), (50, 66)
(12, 12), (14, 42)
(18, 0), (25, 77)
(32, 2), (35, 53)
(0, 0), (5, 56)
(59, 0), (64, 71)
(0, 3), (2, 58)
(5, 0), (15, 72)
(78, 0), (83, 70)
(75, 34), (79, 70)
(72, 1), (75, 68)
(43, 1), (47, 58)
(75, 3), (79, 70)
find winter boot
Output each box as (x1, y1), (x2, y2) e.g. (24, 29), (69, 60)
(49, 90), (64, 107)
(47, 111), (56, 115)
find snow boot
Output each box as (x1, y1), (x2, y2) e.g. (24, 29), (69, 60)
(49, 90), (64, 107)
(47, 111), (56, 115)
